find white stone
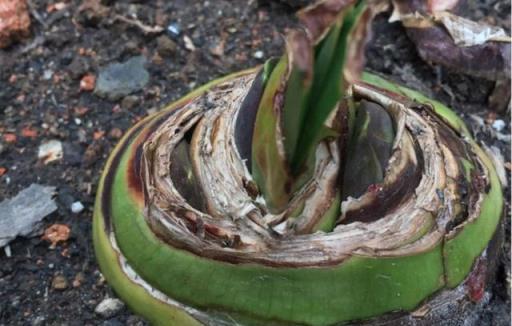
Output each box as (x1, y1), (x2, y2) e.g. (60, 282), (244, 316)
(95, 298), (124, 318)
(71, 201), (84, 214)
(43, 70), (53, 80)
(4, 245), (11, 257)
(253, 50), (264, 59)
(37, 140), (63, 164)
(492, 119), (505, 132)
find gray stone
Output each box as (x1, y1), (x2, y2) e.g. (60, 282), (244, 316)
(0, 184), (57, 247)
(94, 56), (149, 101)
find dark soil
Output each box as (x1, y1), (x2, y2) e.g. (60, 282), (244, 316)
(0, 0), (510, 325)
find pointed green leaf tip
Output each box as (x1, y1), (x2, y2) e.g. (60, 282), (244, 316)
(282, 30), (314, 167)
(252, 0), (372, 212)
(293, 0), (368, 172)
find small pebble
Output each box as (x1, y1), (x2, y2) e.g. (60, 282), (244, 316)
(166, 22), (181, 38)
(123, 41), (139, 55)
(38, 140), (63, 164)
(492, 119), (505, 132)
(109, 128), (123, 139)
(11, 297), (20, 308)
(121, 95), (139, 110)
(183, 35), (196, 51)
(43, 70), (54, 80)
(146, 107), (158, 115)
(72, 272), (85, 288)
(156, 35), (177, 57)
(68, 57), (91, 80)
(0, 0), (30, 49)
(32, 316), (46, 326)
(102, 319), (123, 326)
(71, 201), (84, 214)
(4, 245), (11, 257)
(253, 50), (264, 59)
(95, 298), (124, 318)
(80, 74), (96, 92)
(51, 275), (68, 290)
(126, 315), (146, 326)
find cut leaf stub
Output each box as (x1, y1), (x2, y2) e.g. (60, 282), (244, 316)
(92, 0), (504, 325)
(93, 70), (502, 325)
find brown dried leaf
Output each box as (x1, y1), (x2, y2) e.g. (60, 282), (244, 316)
(433, 12), (511, 47)
(390, 0), (511, 83)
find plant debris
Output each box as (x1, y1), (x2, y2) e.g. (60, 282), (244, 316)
(390, 0), (511, 111)
(432, 11), (510, 46)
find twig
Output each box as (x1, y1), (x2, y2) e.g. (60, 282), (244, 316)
(26, 0), (48, 28)
(20, 35), (45, 54)
(113, 14), (164, 34)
